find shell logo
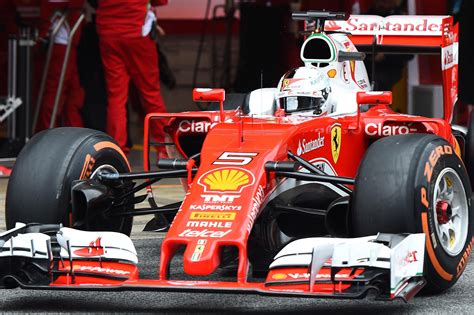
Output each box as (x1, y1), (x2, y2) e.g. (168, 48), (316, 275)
(271, 273), (288, 280)
(198, 167), (255, 193)
(327, 69), (337, 78)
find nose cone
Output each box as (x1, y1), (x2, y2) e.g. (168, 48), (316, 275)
(183, 239), (221, 276)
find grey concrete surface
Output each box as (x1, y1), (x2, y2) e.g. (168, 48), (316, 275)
(0, 170), (473, 314)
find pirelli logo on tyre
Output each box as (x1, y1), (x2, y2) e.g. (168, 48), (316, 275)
(80, 154), (96, 180)
(198, 167), (255, 193)
(189, 212), (236, 220)
(423, 145), (453, 182)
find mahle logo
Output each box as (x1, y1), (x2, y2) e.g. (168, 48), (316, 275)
(198, 168), (255, 193)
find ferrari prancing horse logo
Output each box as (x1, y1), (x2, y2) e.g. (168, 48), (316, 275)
(331, 124), (341, 163)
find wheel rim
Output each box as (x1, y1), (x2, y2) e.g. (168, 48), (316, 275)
(432, 168), (469, 256)
(89, 164), (127, 232)
(90, 164), (118, 179)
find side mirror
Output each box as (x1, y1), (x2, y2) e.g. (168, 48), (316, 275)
(193, 88), (225, 103)
(193, 88), (226, 122)
(350, 91), (392, 131)
(356, 91), (392, 105)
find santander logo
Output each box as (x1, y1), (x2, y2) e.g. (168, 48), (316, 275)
(326, 16), (443, 36)
(325, 21), (342, 31)
(297, 133), (325, 155)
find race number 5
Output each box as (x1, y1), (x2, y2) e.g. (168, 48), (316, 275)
(213, 152), (258, 166)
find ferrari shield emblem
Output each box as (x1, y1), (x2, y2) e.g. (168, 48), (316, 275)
(331, 125), (341, 163)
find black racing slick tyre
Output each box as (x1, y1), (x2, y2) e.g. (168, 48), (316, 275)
(351, 134), (473, 293)
(6, 128), (133, 235)
(466, 110), (474, 184)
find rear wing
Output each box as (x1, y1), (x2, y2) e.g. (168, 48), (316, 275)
(324, 15), (459, 123)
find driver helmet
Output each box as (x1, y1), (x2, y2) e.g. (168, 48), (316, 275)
(276, 66), (331, 115)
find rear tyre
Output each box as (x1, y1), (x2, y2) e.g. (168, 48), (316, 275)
(466, 110), (474, 184)
(6, 127), (133, 235)
(351, 134), (473, 293)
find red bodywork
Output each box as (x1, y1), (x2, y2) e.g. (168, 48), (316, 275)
(43, 14), (460, 299)
(141, 102), (458, 283)
(45, 102), (450, 297)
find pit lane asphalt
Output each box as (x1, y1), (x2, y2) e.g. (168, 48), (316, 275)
(0, 178), (473, 314)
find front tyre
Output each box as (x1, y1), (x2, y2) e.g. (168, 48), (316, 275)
(6, 127), (133, 235)
(351, 134), (473, 293)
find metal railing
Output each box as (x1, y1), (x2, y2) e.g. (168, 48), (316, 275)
(31, 12), (68, 132)
(32, 12), (85, 131)
(1, 37), (22, 125)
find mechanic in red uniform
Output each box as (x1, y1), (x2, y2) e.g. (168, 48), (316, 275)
(95, 0), (168, 156)
(36, 0), (85, 131)
(0, 1), (16, 97)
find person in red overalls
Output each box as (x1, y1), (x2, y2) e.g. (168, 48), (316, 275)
(95, 0), (168, 156)
(0, 0), (17, 98)
(36, 0), (85, 131)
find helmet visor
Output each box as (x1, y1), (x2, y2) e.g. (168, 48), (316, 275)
(281, 96), (322, 113)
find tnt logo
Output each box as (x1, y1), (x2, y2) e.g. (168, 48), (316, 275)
(202, 194), (239, 203)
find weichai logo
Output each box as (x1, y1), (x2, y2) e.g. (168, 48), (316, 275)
(198, 167), (255, 193)
(271, 271), (352, 281)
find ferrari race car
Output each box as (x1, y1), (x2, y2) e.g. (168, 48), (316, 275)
(1, 11), (473, 302)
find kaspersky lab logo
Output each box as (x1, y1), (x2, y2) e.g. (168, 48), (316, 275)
(297, 132), (325, 155)
(198, 167), (255, 194)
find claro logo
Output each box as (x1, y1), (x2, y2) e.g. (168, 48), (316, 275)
(365, 123), (411, 137)
(178, 120), (216, 133)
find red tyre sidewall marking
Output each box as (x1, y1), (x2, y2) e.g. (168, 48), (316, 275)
(420, 143), (473, 281)
(70, 141), (130, 227)
(93, 141), (131, 171)
(421, 212), (453, 281)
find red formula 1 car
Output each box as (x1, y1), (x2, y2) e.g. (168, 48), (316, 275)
(1, 11), (473, 302)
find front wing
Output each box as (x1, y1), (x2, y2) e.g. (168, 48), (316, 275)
(0, 223), (426, 302)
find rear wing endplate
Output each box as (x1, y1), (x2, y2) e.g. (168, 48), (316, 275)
(324, 15), (458, 123)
